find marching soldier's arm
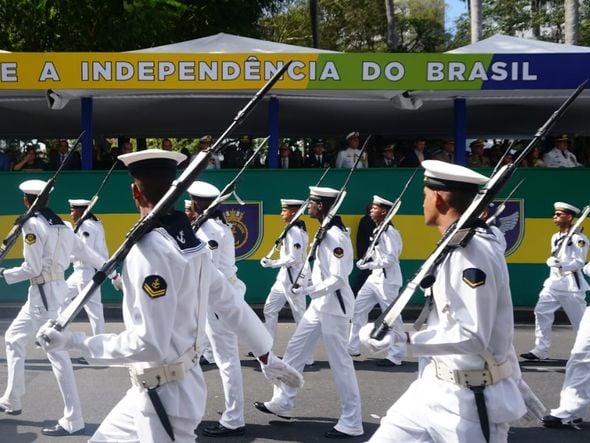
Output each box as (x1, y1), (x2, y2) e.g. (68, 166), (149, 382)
(3, 219), (44, 284)
(271, 228), (305, 268)
(306, 228), (350, 298)
(373, 228), (402, 268)
(70, 230), (106, 270)
(556, 233), (589, 272)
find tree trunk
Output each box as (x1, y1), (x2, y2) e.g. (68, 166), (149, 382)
(469, 0), (482, 43)
(530, 0), (540, 39)
(385, 0), (396, 52)
(564, 0), (579, 44)
(309, 0), (320, 48)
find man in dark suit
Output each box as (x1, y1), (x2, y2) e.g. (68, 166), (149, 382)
(47, 139), (81, 170)
(399, 136), (428, 168)
(304, 139), (332, 168)
(373, 144), (396, 167)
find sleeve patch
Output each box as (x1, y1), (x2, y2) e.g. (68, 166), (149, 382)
(462, 268), (486, 288)
(207, 240), (218, 250)
(142, 275), (167, 298)
(333, 247), (344, 258)
(578, 239), (586, 248)
(294, 243), (301, 249)
(24, 233), (36, 245)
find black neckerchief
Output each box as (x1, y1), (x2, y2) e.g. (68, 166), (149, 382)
(34, 208), (65, 226)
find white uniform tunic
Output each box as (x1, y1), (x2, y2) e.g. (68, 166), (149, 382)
(196, 215), (247, 430)
(1, 208), (104, 433)
(265, 217), (364, 436)
(263, 221), (309, 340)
(348, 224), (405, 363)
(543, 148), (582, 168)
(369, 225), (526, 443)
(77, 212), (272, 442)
(335, 148), (368, 169)
(530, 230), (589, 359)
(66, 216), (109, 335)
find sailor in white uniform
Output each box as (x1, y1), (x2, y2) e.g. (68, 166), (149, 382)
(36, 150), (302, 443)
(521, 202), (589, 361)
(66, 199), (109, 336)
(260, 199), (309, 345)
(255, 186), (364, 439)
(361, 161), (534, 443)
(348, 194), (405, 366)
(0, 179), (105, 437)
(335, 131), (368, 169)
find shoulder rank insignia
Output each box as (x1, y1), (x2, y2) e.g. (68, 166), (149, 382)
(462, 268), (486, 288)
(207, 240), (218, 250)
(24, 233), (36, 245)
(294, 243), (301, 249)
(333, 247), (344, 258)
(578, 239), (586, 248)
(142, 275), (167, 298)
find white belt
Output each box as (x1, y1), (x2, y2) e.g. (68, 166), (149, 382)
(30, 271), (64, 285)
(433, 359), (512, 387)
(129, 346), (200, 390)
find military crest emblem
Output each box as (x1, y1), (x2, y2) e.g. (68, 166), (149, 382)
(486, 199), (525, 256)
(220, 201), (263, 260)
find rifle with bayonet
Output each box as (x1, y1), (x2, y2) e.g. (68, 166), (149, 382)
(0, 131), (85, 264)
(263, 167), (331, 260)
(358, 169), (418, 266)
(74, 162), (117, 234)
(192, 137), (268, 232)
(371, 80), (588, 341)
(38, 62), (292, 337)
(291, 135), (372, 314)
(485, 178), (525, 226)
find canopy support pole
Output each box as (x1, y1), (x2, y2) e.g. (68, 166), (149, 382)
(268, 96), (279, 168)
(81, 97), (93, 170)
(454, 97), (467, 165)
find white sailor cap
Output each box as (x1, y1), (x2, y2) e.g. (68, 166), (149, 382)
(68, 199), (91, 207)
(309, 186), (339, 201)
(19, 179), (52, 196)
(184, 199), (192, 209)
(346, 131), (360, 141)
(118, 149), (185, 177)
(554, 201), (580, 216)
(372, 195), (394, 207)
(281, 199), (304, 208)
(422, 160), (488, 191)
(187, 181), (220, 199)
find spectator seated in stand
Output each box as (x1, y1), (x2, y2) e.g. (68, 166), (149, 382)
(12, 145), (46, 171)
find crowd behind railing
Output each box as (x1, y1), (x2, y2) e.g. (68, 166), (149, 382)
(1, 131), (589, 172)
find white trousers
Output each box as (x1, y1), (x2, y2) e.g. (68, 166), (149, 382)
(551, 306), (590, 420)
(348, 280), (404, 362)
(0, 299), (84, 432)
(532, 287), (587, 358)
(89, 389), (199, 443)
(268, 305), (364, 436)
(263, 280), (306, 340)
(205, 308), (245, 429)
(66, 278), (105, 335)
(368, 378), (510, 443)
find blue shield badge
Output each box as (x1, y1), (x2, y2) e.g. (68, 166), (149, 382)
(487, 199), (524, 256)
(220, 201), (263, 260)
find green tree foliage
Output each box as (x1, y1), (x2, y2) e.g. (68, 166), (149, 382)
(0, 0), (280, 51)
(259, 0), (448, 52)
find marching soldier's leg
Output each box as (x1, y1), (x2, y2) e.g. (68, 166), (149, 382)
(263, 285), (287, 340)
(82, 286), (105, 335)
(348, 282), (377, 356)
(558, 291), (587, 333)
(531, 288), (561, 359)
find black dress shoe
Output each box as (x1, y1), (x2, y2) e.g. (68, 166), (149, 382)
(376, 358), (402, 367)
(542, 414), (583, 429)
(202, 422), (246, 437)
(77, 357), (89, 365)
(199, 356), (214, 366)
(41, 424), (85, 437)
(520, 352), (542, 361)
(253, 401), (291, 420)
(0, 405), (21, 415)
(325, 428), (356, 439)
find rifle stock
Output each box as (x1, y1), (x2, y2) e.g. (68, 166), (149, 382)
(46, 62), (292, 335)
(0, 131), (85, 263)
(371, 80), (588, 340)
(74, 161), (117, 234)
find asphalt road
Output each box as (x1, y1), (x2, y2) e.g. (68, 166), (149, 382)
(0, 318), (588, 442)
